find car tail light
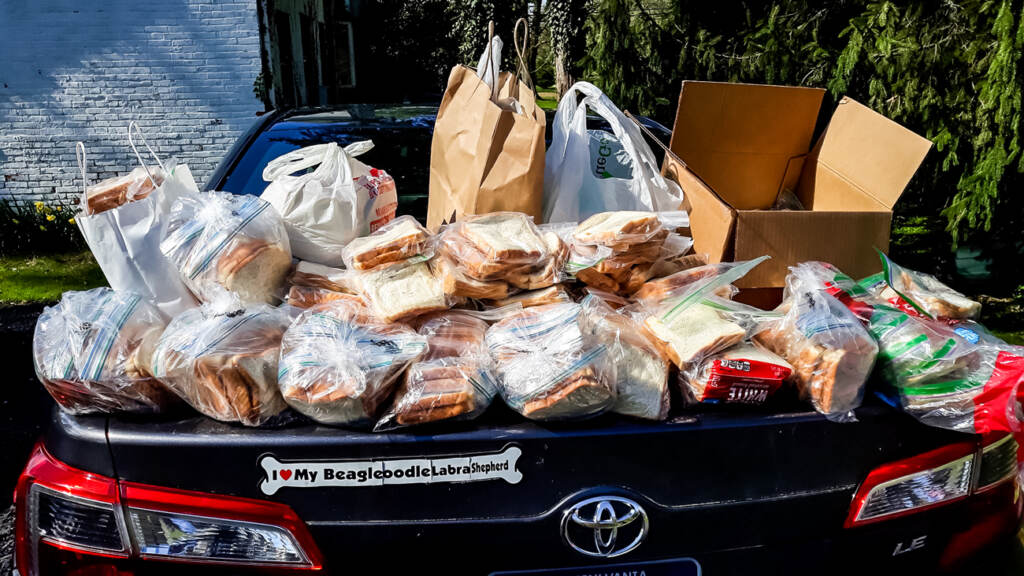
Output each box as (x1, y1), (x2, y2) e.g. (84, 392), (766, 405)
(976, 434), (1019, 491)
(15, 444), (322, 576)
(845, 442), (977, 527)
(846, 436), (1022, 528)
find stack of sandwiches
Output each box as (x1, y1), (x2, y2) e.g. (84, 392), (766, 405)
(377, 311), (497, 429)
(277, 299), (428, 426)
(572, 211), (673, 295)
(342, 216), (433, 271)
(33, 288), (177, 414)
(486, 303), (615, 420)
(437, 212), (568, 299)
(150, 306), (292, 426)
(285, 261), (363, 309)
(161, 193), (292, 306)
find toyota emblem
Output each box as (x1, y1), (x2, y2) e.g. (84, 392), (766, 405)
(561, 495), (649, 558)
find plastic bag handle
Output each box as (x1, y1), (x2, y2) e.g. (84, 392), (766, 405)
(75, 142), (88, 196)
(262, 141), (373, 182)
(127, 121), (165, 189)
(511, 17), (534, 99)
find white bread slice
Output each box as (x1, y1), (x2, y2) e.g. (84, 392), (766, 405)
(220, 241), (292, 304)
(344, 216), (430, 270)
(359, 261), (448, 322)
(573, 211), (659, 245)
(436, 256), (510, 300)
(643, 304), (745, 367)
(461, 213), (547, 261)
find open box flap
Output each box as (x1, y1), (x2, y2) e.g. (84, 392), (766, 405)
(804, 97), (932, 210)
(663, 154), (735, 262)
(668, 81), (825, 210)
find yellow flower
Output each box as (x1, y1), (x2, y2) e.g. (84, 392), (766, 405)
(68, 217), (76, 225)
(35, 202), (44, 212)
(46, 214), (56, 222)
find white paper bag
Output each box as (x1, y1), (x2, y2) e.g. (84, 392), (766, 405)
(261, 141), (398, 267)
(75, 135), (199, 319)
(543, 81), (683, 223)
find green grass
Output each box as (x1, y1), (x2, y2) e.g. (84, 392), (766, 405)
(0, 251), (106, 304)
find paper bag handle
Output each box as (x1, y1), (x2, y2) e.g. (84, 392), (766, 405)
(480, 20), (499, 104)
(512, 17), (534, 98)
(128, 121), (165, 189)
(75, 142), (88, 196)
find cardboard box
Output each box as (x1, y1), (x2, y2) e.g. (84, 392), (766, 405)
(662, 81), (932, 289)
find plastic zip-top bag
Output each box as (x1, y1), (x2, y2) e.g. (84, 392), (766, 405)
(486, 302), (615, 420)
(277, 299), (428, 427)
(33, 288), (176, 414)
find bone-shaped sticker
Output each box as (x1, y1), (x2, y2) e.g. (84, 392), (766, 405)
(259, 445), (523, 495)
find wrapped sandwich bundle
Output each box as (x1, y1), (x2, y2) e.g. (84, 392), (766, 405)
(753, 266), (877, 421)
(83, 166), (165, 215)
(580, 295), (670, 420)
(33, 288), (176, 414)
(486, 302), (615, 420)
(679, 342), (793, 406)
(375, 311), (498, 430)
(486, 285), (573, 309)
(150, 305), (291, 426)
(634, 257), (775, 369)
(861, 254), (982, 320)
(438, 212), (568, 295)
(633, 261), (742, 303)
(351, 259), (452, 323)
(436, 255), (512, 300)
(161, 192), (292, 306)
(342, 216), (434, 271)
(278, 299), (428, 427)
(571, 211), (691, 295)
(285, 261), (362, 309)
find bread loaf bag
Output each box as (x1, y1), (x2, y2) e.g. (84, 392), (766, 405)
(33, 288), (176, 414)
(278, 299), (428, 427)
(150, 305), (291, 426)
(679, 342), (793, 406)
(486, 302), (615, 420)
(161, 192), (292, 306)
(375, 311), (498, 430)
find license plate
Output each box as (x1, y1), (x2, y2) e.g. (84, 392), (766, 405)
(490, 558), (701, 576)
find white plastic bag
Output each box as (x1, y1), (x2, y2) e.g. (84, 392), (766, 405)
(543, 81), (683, 223)
(75, 124), (199, 319)
(261, 141), (398, 266)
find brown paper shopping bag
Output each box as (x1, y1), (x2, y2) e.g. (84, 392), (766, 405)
(427, 19), (546, 230)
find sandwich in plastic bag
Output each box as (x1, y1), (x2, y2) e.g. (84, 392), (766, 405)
(580, 295), (670, 420)
(486, 285), (572, 309)
(753, 265), (878, 421)
(33, 288), (176, 414)
(150, 304), (291, 426)
(861, 254), (981, 320)
(375, 311), (498, 430)
(278, 299), (428, 427)
(83, 166), (164, 215)
(342, 215), (433, 271)
(438, 212), (567, 291)
(679, 342), (793, 406)
(261, 141), (398, 267)
(351, 259), (452, 323)
(634, 257), (776, 369)
(543, 82), (684, 223)
(436, 255), (511, 301)
(486, 302), (615, 420)
(161, 192), (292, 306)
(288, 261), (353, 293)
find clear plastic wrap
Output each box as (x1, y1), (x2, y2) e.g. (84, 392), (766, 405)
(341, 215), (434, 271)
(634, 257), (776, 369)
(788, 260), (1023, 433)
(753, 270), (877, 421)
(278, 299), (428, 427)
(580, 295), (670, 420)
(487, 285), (572, 309)
(862, 253), (982, 320)
(286, 286), (366, 310)
(351, 259), (453, 323)
(150, 305), (292, 426)
(437, 212), (566, 290)
(375, 311), (498, 430)
(161, 192), (292, 306)
(486, 302), (615, 420)
(82, 166), (165, 215)
(436, 255), (511, 301)
(288, 261), (354, 294)
(679, 342), (793, 406)
(569, 211), (691, 295)
(33, 288), (176, 414)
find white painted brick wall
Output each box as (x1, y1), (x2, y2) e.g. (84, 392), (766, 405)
(0, 0), (263, 206)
